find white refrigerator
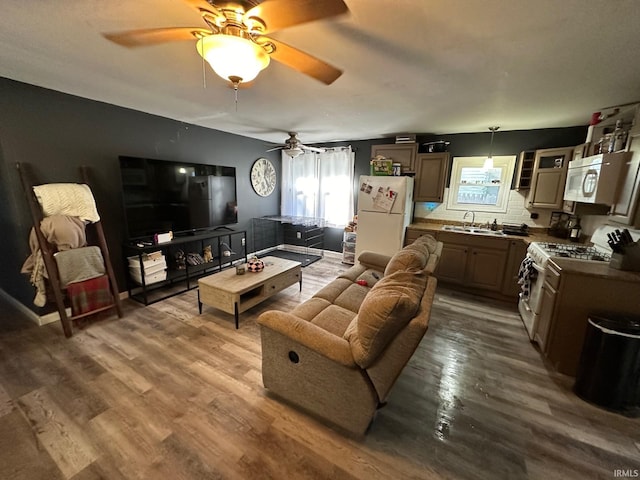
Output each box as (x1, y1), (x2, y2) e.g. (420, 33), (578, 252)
(355, 175), (414, 260)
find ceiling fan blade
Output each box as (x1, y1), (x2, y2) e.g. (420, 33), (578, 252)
(103, 27), (212, 47)
(301, 145), (326, 153)
(266, 146), (285, 152)
(259, 37), (342, 85)
(181, 0), (223, 17)
(245, 0), (348, 34)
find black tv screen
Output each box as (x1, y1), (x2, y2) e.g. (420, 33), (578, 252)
(119, 156), (238, 239)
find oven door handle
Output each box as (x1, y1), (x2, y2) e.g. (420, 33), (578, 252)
(531, 262), (545, 273)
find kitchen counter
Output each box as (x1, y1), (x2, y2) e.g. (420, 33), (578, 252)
(548, 257), (640, 282)
(407, 221), (567, 244)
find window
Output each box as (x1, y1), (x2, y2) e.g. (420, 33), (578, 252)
(447, 155), (516, 213)
(281, 147), (355, 227)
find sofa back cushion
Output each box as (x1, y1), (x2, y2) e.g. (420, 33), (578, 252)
(383, 234), (438, 276)
(344, 270), (428, 368)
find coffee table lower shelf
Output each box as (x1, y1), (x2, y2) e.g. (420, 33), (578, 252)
(197, 256), (302, 328)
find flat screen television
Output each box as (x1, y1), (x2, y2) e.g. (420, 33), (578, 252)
(119, 156), (238, 239)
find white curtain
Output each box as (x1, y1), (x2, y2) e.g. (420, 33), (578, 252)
(281, 146), (355, 227)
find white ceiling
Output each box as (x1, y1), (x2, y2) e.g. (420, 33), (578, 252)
(2, 0), (640, 146)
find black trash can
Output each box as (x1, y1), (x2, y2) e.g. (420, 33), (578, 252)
(574, 313), (640, 417)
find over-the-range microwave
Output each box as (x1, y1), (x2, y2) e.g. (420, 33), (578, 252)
(563, 152), (630, 205)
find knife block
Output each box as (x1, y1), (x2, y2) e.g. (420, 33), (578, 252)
(610, 242), (640, 271)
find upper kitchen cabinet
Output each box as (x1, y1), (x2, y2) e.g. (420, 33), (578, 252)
(527, 147), (574, 209)
(371, 143), (418, 173)
(609, 130), (640, 226)
(414, 152), (450, 202)
(514, 150), (535, 190)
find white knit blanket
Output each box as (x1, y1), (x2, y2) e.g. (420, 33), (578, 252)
(33, 183), (100, 223)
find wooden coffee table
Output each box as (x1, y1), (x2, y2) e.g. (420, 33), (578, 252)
(197, 256), (302, 328)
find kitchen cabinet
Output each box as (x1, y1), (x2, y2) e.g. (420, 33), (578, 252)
(435, 231), (508, 292)
(436, 243), (468, 284)
(501, 239), (528, 297)
(371, 143), (418, 173)
(609, 131), (640, 226)
(514, 150), (535, 190)
(534, 263), (560, 352)
(527, 147), (574, 209)
(414, 152), (450, 202)
(541, 259), (640, 376)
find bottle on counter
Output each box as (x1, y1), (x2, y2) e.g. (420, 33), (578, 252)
(612, 120), (627, 152)
(569, 217), (582, 242)
(491, 219), (498, 231)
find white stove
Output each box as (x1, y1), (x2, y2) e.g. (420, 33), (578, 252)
(519, 225), (640, 342)
(527, 241), (611, 265)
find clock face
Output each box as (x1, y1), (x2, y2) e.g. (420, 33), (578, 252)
(250, 158), (277, 197)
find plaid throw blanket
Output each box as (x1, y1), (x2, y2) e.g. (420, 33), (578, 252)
(66, 275), (112, 316)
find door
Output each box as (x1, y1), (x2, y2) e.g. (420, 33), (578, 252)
(371, 143), (418, 173)
(466, 247), (507, 291)
(610, 131), (640, 225)
(528, 147), (573, 209)
(535, 280), (557, 353)
(435, 243), (468, 284)
(355, 211), (407, 259)
(357, 176), (413, 215)
(414, 153), (450, 202)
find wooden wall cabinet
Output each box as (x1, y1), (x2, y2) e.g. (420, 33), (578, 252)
(527, 147), (574, 209)
(414, 152), (450, 202)
(609, 131), (640, 226)
(514, 150), (535, 190)
(371, 143), (418, 173)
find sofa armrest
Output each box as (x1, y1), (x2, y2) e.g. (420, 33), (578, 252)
(357, 251), (392, 272)
(258, 311), (356, 367)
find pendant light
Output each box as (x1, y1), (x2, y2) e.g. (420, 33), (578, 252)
(483, 126), (500, 169)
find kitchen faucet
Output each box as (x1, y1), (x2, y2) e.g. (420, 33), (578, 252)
(463, 210), (475, 228)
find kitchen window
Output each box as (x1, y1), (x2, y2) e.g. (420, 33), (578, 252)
(447, 155), (516, 213)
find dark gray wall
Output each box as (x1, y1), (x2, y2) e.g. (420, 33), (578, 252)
(319, 128), (587, 251)
(0, 77), (280, 312)
(0, 76), (589, 311)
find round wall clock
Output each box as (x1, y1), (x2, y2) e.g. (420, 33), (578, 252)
(250, 158), (277, 197)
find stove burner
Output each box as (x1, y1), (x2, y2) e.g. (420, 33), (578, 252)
(534, 242), (611, 262)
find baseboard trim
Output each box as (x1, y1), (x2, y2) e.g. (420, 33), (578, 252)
(0, 289), (129, 326)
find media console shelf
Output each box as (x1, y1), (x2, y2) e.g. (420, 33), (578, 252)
(124, 229), (247, 305)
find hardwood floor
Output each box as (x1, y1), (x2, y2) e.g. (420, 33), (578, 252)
(1, 253), (639, 480)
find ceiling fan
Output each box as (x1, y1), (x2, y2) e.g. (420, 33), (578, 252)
(103, 0), (349, 89)
(267, 132), (325, 157)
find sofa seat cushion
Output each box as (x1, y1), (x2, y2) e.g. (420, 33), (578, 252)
(291, 297), (356, 337)
(345, 270), (428, 368)
(338, 265), (383, 289)
(310, 304), (357, 336)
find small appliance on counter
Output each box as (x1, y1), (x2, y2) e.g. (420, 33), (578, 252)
(502, 223), (529, 236)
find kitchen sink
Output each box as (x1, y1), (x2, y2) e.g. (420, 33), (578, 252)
(441, 225), (506, 236)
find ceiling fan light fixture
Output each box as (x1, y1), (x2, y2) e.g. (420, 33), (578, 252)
(196, 34), (270, 84)
(283, 146), (304, 158)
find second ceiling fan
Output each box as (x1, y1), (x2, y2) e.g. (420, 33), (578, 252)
(103, 0), (349, 89)
(267, 132), (325, 157)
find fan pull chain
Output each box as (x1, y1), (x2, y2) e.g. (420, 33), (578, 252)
(229, 76), (242, 112)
